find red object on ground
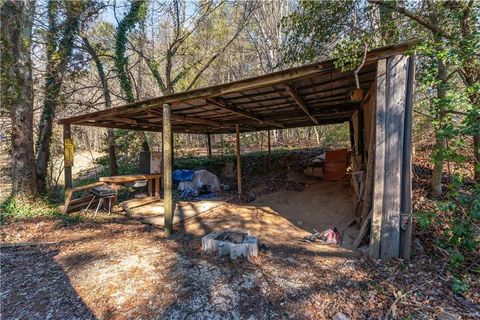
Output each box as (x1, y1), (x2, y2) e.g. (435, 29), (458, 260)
(323, 227), (342, 244)
(324, 148), (349, 181)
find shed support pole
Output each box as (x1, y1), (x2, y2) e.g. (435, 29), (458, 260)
(163, 103), (173, 236)
(267, 130), (271, 167)
(349, 120), (355, 154)
(207, 133), (212, 157)
(370, 59), (387, 259)
(236, 124), (242, 198)
(400, 56), (415, 260)
(63, 124), (72, 189)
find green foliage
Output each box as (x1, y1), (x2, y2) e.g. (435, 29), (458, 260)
(322, 124), (350, 148)
(415, 177), (480, 292)
(451, 275), (470, 294)
(1, 196), (59, 224)
(115, 0), (148, 102)
(416, 210), (435, 230)
(1, 196), (87, 226)
(282, 0), (355, 64)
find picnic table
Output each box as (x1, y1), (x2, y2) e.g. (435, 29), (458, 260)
(99, 174), (162, 198)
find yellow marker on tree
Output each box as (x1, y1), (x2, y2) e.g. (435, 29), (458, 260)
(64, 138), (74, 167)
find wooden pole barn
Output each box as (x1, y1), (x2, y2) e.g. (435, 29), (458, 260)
(59, 41), (417, 260)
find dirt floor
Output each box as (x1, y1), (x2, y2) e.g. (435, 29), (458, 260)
(2, 203), (479, 319)
(254, 176), (356, 234)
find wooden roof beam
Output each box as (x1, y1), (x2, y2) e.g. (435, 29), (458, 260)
(285, 84), (319, 125)
(172, 114), (225, 127)
(145, 109), (225, 127)
(205, 98), (285, 128)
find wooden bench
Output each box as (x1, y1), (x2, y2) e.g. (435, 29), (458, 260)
(61, 181), (104, 214)
(61, 174), (161, 214)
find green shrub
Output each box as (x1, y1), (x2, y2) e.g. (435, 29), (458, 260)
(1, 196), (59, 224)
(415, 176), (480, 293)
(1, 196), (85, 225)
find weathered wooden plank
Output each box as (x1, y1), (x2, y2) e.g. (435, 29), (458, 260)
(400, 56), (415, 260)
(99, 174), (161, 183)
(62, 181), (105, 214)
(70, 181), (104, 192)
(163, 103), (173, 235)
(65, 198), (100, 214)
(369, 59), (387, 259)
(121, 196), (160, 209)
(284, 84), (319, 125)
(362, 87), (376, 221)
(353, 210), (373, 249)
(380, 55), (408, 260)
(206, 98), (285, 128)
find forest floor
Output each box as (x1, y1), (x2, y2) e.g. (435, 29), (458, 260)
(2, 203), (479, 319)
(1, 148), (480, 319)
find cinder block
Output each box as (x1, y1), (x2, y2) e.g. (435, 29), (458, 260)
(201, 231), (258, 261)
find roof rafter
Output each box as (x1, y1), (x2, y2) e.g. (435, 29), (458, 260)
(205, 98), (285, 128)
(285, 84), (319, 125)
(146, 109), (226, 127)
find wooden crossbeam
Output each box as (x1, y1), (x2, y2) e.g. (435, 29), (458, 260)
(205, 98), (285, 128)
(285, 84), (319, 125)
(109, 117), (138, 125)
(108, 109), (225, 128)
(146, 109), (225, 127)
(172, 114), (224, 127)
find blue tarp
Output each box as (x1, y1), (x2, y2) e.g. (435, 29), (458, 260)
(173, 169), (194, 182)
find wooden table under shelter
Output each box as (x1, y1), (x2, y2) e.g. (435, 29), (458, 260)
(99, 174), (161, 199)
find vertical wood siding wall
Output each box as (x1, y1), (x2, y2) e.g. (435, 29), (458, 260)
(369, 55), (415, 260)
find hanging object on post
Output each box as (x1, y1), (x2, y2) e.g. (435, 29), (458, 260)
(64, 138), (74, 167)
(350, 42), (368, 103)
(350, 89), (364, 102)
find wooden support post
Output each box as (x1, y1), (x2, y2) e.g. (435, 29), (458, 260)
(400, 56), (415, 260)
(380, 55), (408, 260)
(163, 103), (173, 236)
(358, 108), (365, 162)
(236, 124), (242, 198)
(155, 176), (160, 198)
(267, 130), (271, 167)
(349, 120), (355, 154)
(148, 177), (153, 196)
(207, 133), (212, 157)
(362, 92), (376, 221)
(63, 124), (73, 189)
(370, 59), (387, 259)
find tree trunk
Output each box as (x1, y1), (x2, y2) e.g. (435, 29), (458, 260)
(82, 36), (118, 175)
(36, 0), (81, 193)
(114, 0), (150, 151)
(107, 129), (118, 175)
(1, 0), (37, 197)
(474, 132), (480, 182)
(431, 54), (447, 197)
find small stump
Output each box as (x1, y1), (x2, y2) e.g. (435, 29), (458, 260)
(202, 230), (258, 260)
